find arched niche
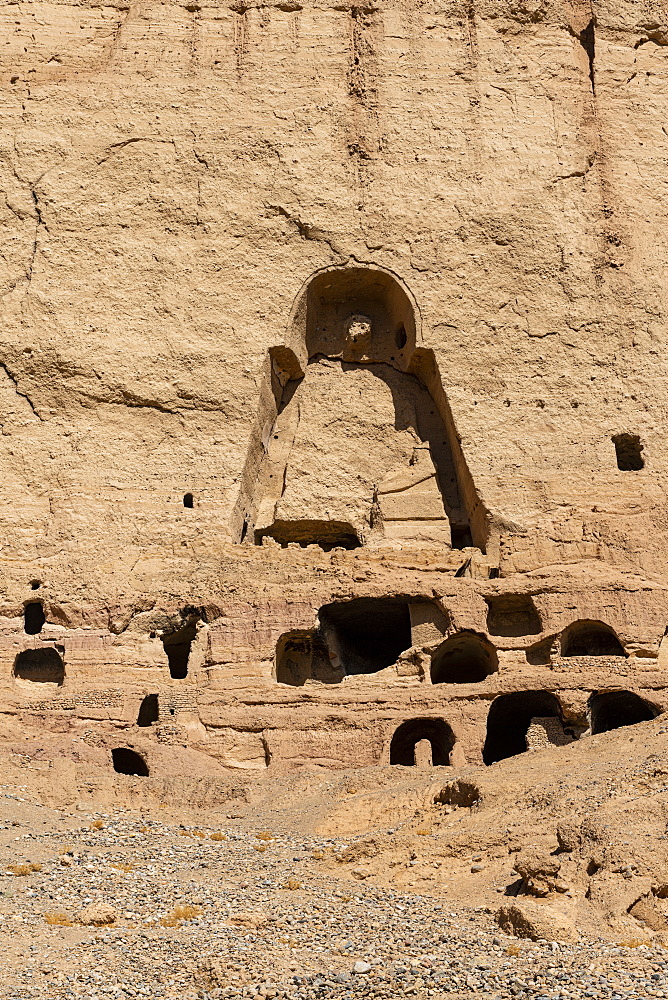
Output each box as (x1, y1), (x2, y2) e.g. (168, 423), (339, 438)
(318, 596), (412, 675)
(233, 265), (488, 552)
(589, 690), (657, 734)
(430, 631), (498, 684)
(483, 691), (564, 765)
(13, 647), (64, 687)
(111, 747), (149, 777)
(137, 693), (159, 727)
(561, 620), (625, 657)
(389, 717), (455, 766)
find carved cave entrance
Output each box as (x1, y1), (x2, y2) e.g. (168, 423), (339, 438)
(13, 647), (64, 685)
(430, 631), (498, 684)
(112, 748), (149, 776)
(137, 694), (159, 727)
(589, 690), (656, 734)
(162, 621), (196, 679)
(389, 718), (455, 766)
(24, 602), (45, 636)
(234, 267), (487, 553)
(561, 621), (625, 657)
(319, 596), (412, 675)
(275, 596), (413, 682)
(485, 594), (541, 638)
(483, 691), (563, 765)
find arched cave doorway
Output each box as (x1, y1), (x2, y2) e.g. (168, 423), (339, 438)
(137, 694), (159, 727)
(13, 647), (64, 685)
(233, 266), (487, 553)
(318, 596), (412, 675)
(483, 691), (563, 765)
(589, 690), (656, 734)
(162, 620), (197, 679)
(24, 602), (45, 636)
(389, 718), (455, 766)
(431, 631), (498, 684)
(561, 620), (625, 657)
(111, 748), (149, 777)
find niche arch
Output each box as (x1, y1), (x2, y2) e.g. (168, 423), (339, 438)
(483, 691), (564, 765)
(318, 596), (412, 675)
(389, 717), (455, 766)
(588, 690), (657, 734)
(13, 647), (64, 686)
(430, 631), (498, 684)
(111, 747), (149, 776)
(561, 620), (625, 657)
(233, 265), (488, 552)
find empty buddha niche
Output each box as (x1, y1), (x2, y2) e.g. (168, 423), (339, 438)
(245, 266), (484, 552)
(256, 357), (456, 548)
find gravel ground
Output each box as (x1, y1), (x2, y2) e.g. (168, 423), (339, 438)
(0, 798), (666, 1000)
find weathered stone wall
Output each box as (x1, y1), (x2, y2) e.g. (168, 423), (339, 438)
(0, 0), (667, 775)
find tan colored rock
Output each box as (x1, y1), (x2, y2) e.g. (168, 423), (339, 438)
(76, 903), (116, 926)
(514, 853), (569, 897)
(629, 896), (668, 932)
(227, 912), (271, 931)
(496, 902), (578, 943)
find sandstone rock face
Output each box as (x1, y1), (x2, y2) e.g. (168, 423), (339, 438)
(0, 0), (667, 778)
(496, 901), (578, 943)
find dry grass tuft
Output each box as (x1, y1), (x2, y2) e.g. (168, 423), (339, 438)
(617, 939), (649, 949)
(209, 831), (227, 841)
(6, 862), (42, 876)
(90, 819), (104, 831)
(254, 844), (267, 853)
(110, 862), (134, 873)
(159, 904), (201, 928)
(255, 831), (274, 841)
(505, 942), (521, 956)
(280, 877), (302, 890)
(416, 829), (431, 836)
(44, 911), (73, 926)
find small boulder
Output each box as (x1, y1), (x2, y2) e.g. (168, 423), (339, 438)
(556, 821), (581, 853)
(77, 902), (116, 926)
(352, 961), (371, 974)
(335, 838), (379, 864)
(629, 895), (668, 931)
(228, 912), (271, 930)
(514, 853), (569, 897)
(496, 901), (577, 943)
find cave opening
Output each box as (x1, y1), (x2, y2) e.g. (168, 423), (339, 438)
(111, 748), (149, 777)
(483, 691), (562, 765)
(318, 596), (412, 675)
(589, 690), (656, 734)
(13, 647), (64, 685)
(389, 718), (455, 766)
(561, 621), (625, 657)
(137, 693), (159, 727)
(24, 602), (45, 636)
(431, 631), (498, 684)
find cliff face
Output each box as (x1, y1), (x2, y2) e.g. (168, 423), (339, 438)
(0, 0), (667, 775)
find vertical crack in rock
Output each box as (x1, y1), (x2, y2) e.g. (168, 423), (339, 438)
(579, 18), (596, 94)
(465, 0), (479, 67)
(346, 6), (381, 200)
(234, 5), (250, 77)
